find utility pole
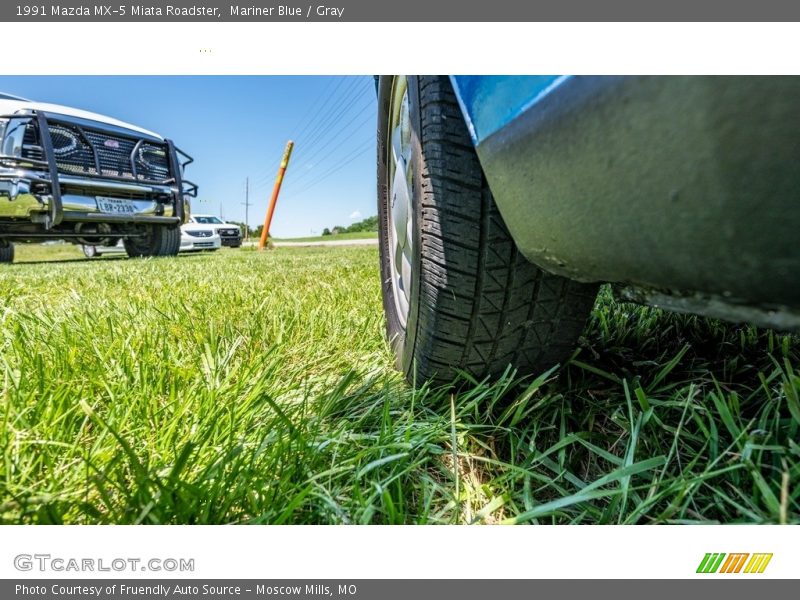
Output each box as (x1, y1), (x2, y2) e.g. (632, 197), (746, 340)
(241, 177), (252, 242)
(259, 141), (294, 250)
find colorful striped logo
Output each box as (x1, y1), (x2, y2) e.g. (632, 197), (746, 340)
(696, 553), (773, 574)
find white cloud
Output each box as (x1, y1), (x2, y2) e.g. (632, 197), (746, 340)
(349, 210), (362, 220)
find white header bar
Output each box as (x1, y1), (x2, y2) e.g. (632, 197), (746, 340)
(2, 23), (800, 75)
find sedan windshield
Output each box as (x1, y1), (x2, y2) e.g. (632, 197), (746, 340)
(194, 216), (223, 224)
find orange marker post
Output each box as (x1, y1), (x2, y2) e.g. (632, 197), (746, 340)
(259, 140), (294, 249)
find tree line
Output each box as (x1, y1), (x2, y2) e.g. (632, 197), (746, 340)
(219, 215), (378, 239)
(322, 215), (378, 236)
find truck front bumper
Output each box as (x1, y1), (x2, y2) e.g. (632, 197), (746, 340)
(219, 235), (242, 247)
(0, 110), (195, 229)
(0, 174), (179, 224)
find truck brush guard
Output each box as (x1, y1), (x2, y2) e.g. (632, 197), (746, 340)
(0, 110), (197, 228)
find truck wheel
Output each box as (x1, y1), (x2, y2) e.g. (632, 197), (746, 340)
(124, 225), (180, 258)
(82, 244), (98, 258)
(0, 242), (13, 264)
(377, 76), (599, 385)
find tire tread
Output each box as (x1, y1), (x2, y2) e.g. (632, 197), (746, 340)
(408, 76), (598, 382)
(0, 243), (14, 263)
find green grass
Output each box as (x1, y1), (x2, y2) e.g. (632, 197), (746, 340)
(0, 245), (798, 524)
(14, 242), (86, 263)
(273, 231), (378, 243)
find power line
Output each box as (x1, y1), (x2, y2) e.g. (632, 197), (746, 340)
(280, 86), (374, 190)
(288, 140), (373, 198)
(282, 137), (374, 200)
(241, 177), (252, 240)
(294, 77), (362, 147)
(286, 101), (375, 186)
(249, 77), (348, 188)
(251, 78), (372, 192)
(294, 78), (368, 151)
(292, 76), (348, 144)
(248, 77), (375, 214)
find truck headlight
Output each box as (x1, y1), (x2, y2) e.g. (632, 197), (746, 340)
(0, 117), (33, 158)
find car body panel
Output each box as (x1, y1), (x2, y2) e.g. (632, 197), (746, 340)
(450, 75), (567, 143)
(448, 75), (800, 326)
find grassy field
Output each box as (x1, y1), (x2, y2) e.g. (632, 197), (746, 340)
(13, 242), (87, 263)
(1, 244), (798, 524)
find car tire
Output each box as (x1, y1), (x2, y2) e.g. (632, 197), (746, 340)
(82, 244), (98, 258)
(124, 225), (181, 258)
(0, 242), (14, 264)
(377, 75), (599, 385)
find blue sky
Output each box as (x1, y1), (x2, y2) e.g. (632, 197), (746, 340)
(0, 76), (377, 238)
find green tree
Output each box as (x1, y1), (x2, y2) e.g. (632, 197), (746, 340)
(346, 215), (378, 233)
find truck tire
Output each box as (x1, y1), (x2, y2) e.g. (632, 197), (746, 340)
(377, 75), (599, 385)
(82, 244), (98, 258)
(0, 242), (13, 263)
(124, 225), (180, 258)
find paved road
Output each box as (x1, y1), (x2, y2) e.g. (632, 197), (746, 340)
(248, 238), (379, 248)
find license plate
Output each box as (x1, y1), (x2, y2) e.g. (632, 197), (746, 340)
(96, 197), (137, 214)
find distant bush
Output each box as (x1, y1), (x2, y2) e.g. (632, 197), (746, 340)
(346, 215), (378, 233)
(327, 215), (378, 235)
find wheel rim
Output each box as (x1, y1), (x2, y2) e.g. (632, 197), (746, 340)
(387, 76), (414, 329)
